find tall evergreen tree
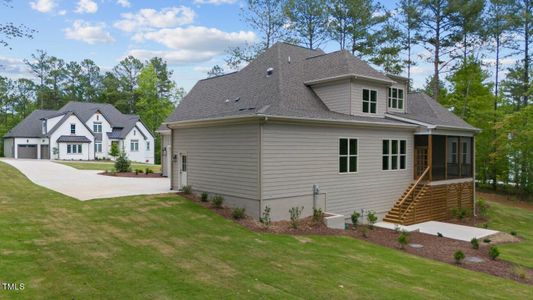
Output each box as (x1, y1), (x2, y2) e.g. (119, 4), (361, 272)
(397, 0), (421, 84)
(284, 0), (329, 49)
(509, 0), (532, 107)
(113, 56), (143, 113)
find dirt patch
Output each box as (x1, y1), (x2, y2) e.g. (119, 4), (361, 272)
(478, 191), (533, 210)
(98, 172), (163, 178)
(180, 192), (533, 286)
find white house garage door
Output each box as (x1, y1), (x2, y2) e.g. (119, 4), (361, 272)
(17, 145), (37, 159)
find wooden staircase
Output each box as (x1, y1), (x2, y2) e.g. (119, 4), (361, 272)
(383, 167), (430, 225)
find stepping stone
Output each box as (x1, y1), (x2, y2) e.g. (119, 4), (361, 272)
(465, 256), (485, 263)
(409, 243), (424, 248)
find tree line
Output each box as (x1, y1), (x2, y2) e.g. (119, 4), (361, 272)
(0, 52), (184, 164)
(211, 0), (531, 197)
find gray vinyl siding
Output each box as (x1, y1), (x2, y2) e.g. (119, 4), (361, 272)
(312, 80), (351, 114)
(3, 138), (14, 157)
(171, 123), (260, 201)
(350, 81), (388, 117)
(262, 122), (414, 220)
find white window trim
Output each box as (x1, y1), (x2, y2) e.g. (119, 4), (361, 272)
(95, 142), (102, 153)
(70, 123), (76, 135)
(388, 87), (405, 110)
(130, 140), (139, 152)
(338, 137), (359, 174)
(382, 139), (407, 171)
(67, 144), (83, 155)
(362, 88), (378, 114)
(93, 122), (102, 133)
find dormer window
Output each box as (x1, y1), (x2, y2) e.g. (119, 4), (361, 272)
(362, 89), (377, 114)
(388, 88), (404, 109)
(41, 120), (46, 135)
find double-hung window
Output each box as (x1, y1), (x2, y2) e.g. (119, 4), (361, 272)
(94, 142), (102, 153)
(382, 139), (406, 170)
(67, 144), (82, 154)
(339, 138), (358, 173)
(131, 140), (139, 152)
(146, 141), (150, 151)
(93, 122), (102, 133)
(70, 124), (76, 134)
(388, 88), (404, 109)
(362, 89), (377, 114)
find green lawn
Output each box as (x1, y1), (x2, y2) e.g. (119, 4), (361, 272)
(0, 161), (531, 299)
(481, 199), (533, 269)
(56, 160), (161, 173)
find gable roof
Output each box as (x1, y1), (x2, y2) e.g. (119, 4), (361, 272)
(164, 42), (410, 127)
(4, 102), (153, 139)
(387, 93), (479, 132)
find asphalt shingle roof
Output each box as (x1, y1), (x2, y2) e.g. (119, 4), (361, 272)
(4, 109), (57, 138)
(57, 135), (92, 143)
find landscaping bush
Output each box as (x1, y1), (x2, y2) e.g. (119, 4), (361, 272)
(476, 199), (489, 218)
(513, 265), (527, 279)
(397, 231), (409, 249)
(361, 227), (369, 238)
(114, 152), (131, 173)
(289, 206), (303, 229)
(200, 192), (209, 202)
(312, 207), (324, 224)
(510, 230), (517, 236)
(437, 232), (444, 238)
(471, 238), (479, 250)
(489, 247), (500, 260)
(451, 207), (469, 221)
(366, 211), (377, 229)
(351, 211), (360, 228)
(109, 142), (120, 158)
(145, 168), (154, 174)
(260, 205), (271, 227)
(182, 185), (192, 195)
(212, 195), (224, 208)
(232, 207), (246, 220)
(454, 250), (465, 264)
(134, 169), (143, 175)
(483, 238), (491, 244)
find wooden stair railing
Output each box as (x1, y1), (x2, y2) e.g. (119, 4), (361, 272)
(396, 166), (430, 219)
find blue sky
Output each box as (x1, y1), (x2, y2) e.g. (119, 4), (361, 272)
(0, 0), (517, 92)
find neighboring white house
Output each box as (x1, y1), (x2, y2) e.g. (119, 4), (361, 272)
(159, 42), (479, 224)
(3, 102), (154, 163)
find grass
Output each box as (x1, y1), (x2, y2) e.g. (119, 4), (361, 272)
(0, 162), (531, 299)
(481, 198), (533, 269)
(56, 160), (161, 173)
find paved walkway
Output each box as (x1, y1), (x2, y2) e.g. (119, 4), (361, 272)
(1, 158), (171, 200)
(375, 221), (499, 242)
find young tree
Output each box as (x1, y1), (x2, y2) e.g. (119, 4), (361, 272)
(416, 0), (460, 102)
(284, 0), (329, 49)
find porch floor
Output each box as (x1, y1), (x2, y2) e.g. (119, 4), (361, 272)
(375, 221), (498, 242)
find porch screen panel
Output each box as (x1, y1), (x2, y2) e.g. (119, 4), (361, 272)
(460, 137), (473, 177)
(447, 137), (460, 179)
(432, 135), (446, 181)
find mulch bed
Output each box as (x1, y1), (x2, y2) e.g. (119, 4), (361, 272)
(179, 192), (533, 285)
(99, 172), (163, 178)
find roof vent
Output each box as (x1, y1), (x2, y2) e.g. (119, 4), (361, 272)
(225, 99), (230, 103)
(288, 56), (291, 64)
(234, 97), (240, 102)
(266, 67), (274, 77)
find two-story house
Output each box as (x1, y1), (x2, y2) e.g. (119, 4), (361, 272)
(4, 102), (154, 163)
(158, 42), (479, 224)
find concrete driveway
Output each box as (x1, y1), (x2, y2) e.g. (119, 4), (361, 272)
(1, 158), (171, 200)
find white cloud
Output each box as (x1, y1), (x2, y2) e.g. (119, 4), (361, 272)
(193, 0), (238, 4)
(133, 26), (256, 51)
(114, 6), (196, 32)
(64, 20), (114, 44)
(30, 0), (57, 13)
(75, 0), (98, 14)
(58, 9), (67, 16)
(126, 49), (218, 65)
(0, 56), (33, 79)
(116, 0), (131, 8)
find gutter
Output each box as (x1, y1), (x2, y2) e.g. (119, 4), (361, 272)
(385, 113), (480, 133)
(304, 73), (396, 86)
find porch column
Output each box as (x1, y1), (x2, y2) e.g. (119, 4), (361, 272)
(428, 135), (433, 181)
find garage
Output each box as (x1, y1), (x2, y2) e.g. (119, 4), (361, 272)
(40, 145), (50, 159)
(17, 144), (37, 159)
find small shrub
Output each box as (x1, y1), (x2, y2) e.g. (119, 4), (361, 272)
(483, 238), (491, 244)
(114, 152), (131, 172)
(451, 207), (469, 221)
(145, 168), (154, 174)
(289, 206), (304, 229)
(437, 232), (443, 238)
(394, 224), (401, 233)
(489, 246), (500, 260)
(134, 169), (143, 175)
(361, 226), (369, 238)
(476, 199), (489, 217)
(200, 192), (209, 202)
(232, 207), (246, 220)
(312, 207), (324, 224)
(212, 195), (224, 208)
(471, 238), (479, 250)
(366, 211), (378, 229)
(397, 231), (410, 249)
(482, 223), (489, 229)
(181, 185), (192, 195)
(260, 205), (271, 227)
(513, 265), (527, 280)
(351, 211), (360, 228)
(454, 250), (465, 264)
(510, 231), (517, 236)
